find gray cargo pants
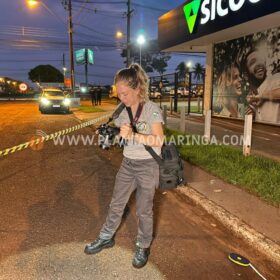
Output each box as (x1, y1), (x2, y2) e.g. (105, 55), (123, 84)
(99, 157), (159, 248)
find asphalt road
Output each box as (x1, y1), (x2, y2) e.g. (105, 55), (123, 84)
(0, 101), (279, 279)
(0, 101), (80, 151)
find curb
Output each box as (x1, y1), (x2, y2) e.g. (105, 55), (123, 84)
(176, 185), (280, 266)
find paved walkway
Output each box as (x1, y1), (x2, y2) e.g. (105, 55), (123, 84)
(180, 161), (280, 245)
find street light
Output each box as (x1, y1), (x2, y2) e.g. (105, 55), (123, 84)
(137, 34), (145, 66)
(26, 0), (75, 95)
(115, 31), (125, 51)
(62, 67), (67, 79)
(27, 0), (39, 8)
(187, 61), (192, 68)
(115, 31), (124, 39)
(27, 0), (49, 11)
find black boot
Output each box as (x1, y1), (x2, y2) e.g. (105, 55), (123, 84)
(84, 238), (115, 254)
(132, 246), (150, 268)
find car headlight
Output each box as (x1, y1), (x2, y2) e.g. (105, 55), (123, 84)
(63, 98), (71, 106)
(40, 97), (50, 106)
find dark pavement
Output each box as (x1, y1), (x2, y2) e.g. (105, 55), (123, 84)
(0, 101), (279, 279)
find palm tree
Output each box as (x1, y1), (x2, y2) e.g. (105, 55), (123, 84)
(175, 62), (190, 87)
(193, 63), (205, 81)
(176, 62), (189, 80)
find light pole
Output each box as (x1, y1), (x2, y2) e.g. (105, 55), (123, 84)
(63, 67), (67, 78)
(62, 52), (67, 81)
(27, 0), (75, 95)
(137, 34), (145, 66)
(126, 0), (132, 67)
(61, 0), (75, 96)
(115, 31), (125, 51)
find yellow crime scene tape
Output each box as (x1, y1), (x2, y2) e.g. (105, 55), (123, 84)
(0, 113), (112, 158)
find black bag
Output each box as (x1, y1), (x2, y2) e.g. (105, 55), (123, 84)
(159, 143), (185, 189)
(144, 143), (185, 189)
(125, 106), (185, 190)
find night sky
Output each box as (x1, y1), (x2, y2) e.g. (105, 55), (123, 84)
(0, 0), (205, 86)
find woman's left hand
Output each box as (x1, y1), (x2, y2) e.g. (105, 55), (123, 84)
(120, 124), (133, 140)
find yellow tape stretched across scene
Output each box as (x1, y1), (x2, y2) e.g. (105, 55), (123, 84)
(0, 113), (111, 158)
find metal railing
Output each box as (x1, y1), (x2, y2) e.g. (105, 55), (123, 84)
(149, 71), (205, 114)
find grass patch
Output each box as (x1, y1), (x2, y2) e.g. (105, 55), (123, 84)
(165, 128), (280, 206)
(78, 106), (106, 113)
(104, 98), (119, 105)
(177, 105), (203, 114)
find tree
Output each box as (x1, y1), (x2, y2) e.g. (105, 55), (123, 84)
(151, 53), (171, 75)
(28, 65), (64, 83)
(121, 39), (171, 74)
(193, 63), (205, 81)
(176, 62), (190, 86)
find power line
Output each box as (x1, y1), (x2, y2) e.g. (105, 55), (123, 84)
(74, 0), (90, 19)
(38, 1), (67, 25)
(132, 3), (167, 13)
(0, 37), (119, 48)
(0, 25), (66, 38)
(74, 23), (117, 38)
(0, 69), (31, 71)
(72, 6), (126, 19)
(74, 31), (117, 43)
(75, 71), (114, 78)
(72, 0), (126, 4)
(72, 1), (168, 13)
(0, 59), (66, 63)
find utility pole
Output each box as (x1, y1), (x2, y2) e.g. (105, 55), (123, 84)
(63, 53), (65, 69)
(62, 53), (66, 84)
(126, 0), (132, 67)
(85, 49), (88, 89)
(62, 0), (75, 96)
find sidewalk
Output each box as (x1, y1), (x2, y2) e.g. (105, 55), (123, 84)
(177, 162), (280, 264)
(165, 114), (280, 265)
(73, 101), (280, 265)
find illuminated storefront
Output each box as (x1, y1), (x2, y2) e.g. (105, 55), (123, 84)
(159, 0), (280, 125)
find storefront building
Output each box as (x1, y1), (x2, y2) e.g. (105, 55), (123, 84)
(158, 0), (280, 125)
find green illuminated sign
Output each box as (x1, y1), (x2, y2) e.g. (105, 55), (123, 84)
(75, 48), (94, 65)
(75, 48), (86, 65)
(87, 49), (94, 65)
(183, 0), (201, 34)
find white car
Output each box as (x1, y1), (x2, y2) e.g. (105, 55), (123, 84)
(170, 87), (189, 97)
(39, 88), (71, 114)
(149, 88), (161, 99)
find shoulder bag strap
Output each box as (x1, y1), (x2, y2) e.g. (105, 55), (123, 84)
(107, 102), (125, 124)
(126, 106), (163, 166)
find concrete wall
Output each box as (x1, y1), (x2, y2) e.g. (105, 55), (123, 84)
(204, 44), (213, 115)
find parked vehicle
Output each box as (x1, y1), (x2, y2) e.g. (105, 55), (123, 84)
(149, 87), (161, 99)
(109, 85), (117, 98)
(39, 88), (70, 114)
(170, 87), (190, 97)
(161, 86), (171, 94)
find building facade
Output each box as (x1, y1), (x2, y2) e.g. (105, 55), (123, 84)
(158, 0), (280, 125)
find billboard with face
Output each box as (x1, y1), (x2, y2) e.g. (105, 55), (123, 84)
(212, 27), (280, 125)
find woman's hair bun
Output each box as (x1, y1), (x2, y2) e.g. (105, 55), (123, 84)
(129, 63), (140, 72)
